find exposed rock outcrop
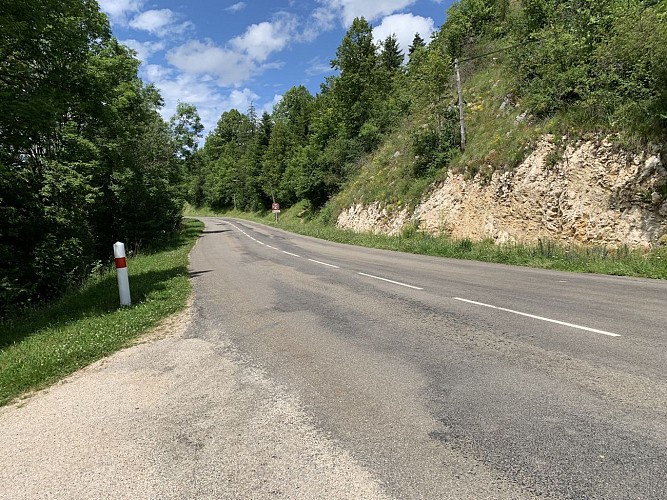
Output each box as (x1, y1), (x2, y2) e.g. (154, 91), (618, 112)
(337, 136), (667, 248)
(337, 201), (409, 236)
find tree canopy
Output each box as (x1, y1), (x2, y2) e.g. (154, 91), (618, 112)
(0, 0), (200, 313)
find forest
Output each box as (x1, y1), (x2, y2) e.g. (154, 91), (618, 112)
(189, 0), (666, 211)
(2, 0), (666, 313)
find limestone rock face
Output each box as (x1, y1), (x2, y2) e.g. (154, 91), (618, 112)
(336, 201), (410, 236)
(337, 136), (667, 248)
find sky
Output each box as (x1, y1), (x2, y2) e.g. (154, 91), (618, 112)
(98, 0), (456, 136)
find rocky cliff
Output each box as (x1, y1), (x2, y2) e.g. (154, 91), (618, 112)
(337, 136), (667, 249)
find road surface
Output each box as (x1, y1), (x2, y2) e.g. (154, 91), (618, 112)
(1, 216), (665, 499)
(185, 217), (667, 499)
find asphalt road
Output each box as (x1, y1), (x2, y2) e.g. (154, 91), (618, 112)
(188, 216), (667, 499)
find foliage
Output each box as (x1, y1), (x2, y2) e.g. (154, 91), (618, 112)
(408, 33), (426, 58)
(0, 1), (191, 314)
(380, 34), (404, 72)
(441, 0), (508, 58)
(510, 0), (667, 141)
(330, 17), (380, 137)
(194, 17), (415, 211)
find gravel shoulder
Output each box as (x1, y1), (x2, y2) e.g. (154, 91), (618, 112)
(0, 304), (389, 499)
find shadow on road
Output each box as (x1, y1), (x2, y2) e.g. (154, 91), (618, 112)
(188, 270), (213, 278)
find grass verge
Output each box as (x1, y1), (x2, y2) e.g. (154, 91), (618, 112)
(189, 205), (667, 279)
(0, 219), (203, 407)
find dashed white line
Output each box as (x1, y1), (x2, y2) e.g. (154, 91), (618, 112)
(453, 297), (621, 337)
(357, 272), (423, 290)
(308, 258), (340, 269)
(282, 251), (301, 258)
(266, 245), (277, 250)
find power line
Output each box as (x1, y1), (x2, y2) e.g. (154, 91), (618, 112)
(456, 36), (548, 64)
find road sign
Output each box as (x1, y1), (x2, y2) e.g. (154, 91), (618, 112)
(272, 202), (280, 213)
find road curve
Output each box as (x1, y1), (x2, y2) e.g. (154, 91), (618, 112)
(186, 217), (667, 499)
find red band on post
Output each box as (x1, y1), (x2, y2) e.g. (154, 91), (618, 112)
(115, 257), (127, 269)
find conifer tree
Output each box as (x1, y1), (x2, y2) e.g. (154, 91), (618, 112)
(408, 32), (426, 57)
(381, 34), (404, 71)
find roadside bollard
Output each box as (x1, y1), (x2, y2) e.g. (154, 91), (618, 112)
(113, 241), (132, 307)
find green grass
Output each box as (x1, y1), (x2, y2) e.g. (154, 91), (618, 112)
(0, 219), (203, 407)
(330, 117), (438, 213)
(447, 57), (544, 179)
(189, 205), (667, 279)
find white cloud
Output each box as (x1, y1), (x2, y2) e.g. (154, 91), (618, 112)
(231, 14), (298, 62)
(301, 7), (337, 41)
(105, 2), (297, 138)
(321, 0), (418, 26)
(129, 9), (192, 37)
(373, 13), (434, 57)
(143, 63), (174, 81)
(226, 88), (260, 112)
(167, 13), (296, 88)
(305, 57), (335, 76)
(141, 65), (269, 135)
(121, 39), (166, 62)
(130, 9), (173, 32)
(261, 94), (284, 115)
(166, 40), (257, 87)
(98, 0), (143, 25)
(151, 75), (225, 132)
(225, 2), (247, 13)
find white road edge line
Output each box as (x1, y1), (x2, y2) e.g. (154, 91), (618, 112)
(358, 272), (423, 290)
(453, 297), (621, 337)
(266, 245), (277, 250)
(282, 251), (301, 258)
(308, 258), (340, 269)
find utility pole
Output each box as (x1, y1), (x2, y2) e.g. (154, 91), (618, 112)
(454, 58), (466, 152)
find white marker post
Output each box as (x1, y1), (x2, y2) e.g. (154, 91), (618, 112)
(113, 241), (132, 307)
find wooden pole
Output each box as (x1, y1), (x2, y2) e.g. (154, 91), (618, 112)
(454, 58), (466, 152)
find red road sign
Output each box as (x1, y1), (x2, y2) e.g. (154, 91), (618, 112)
(272, 202), (280, 211)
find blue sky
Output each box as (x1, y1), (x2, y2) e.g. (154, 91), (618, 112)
(98, 0), (455, 135)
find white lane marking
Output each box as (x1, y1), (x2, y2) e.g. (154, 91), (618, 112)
(282, 251), (301, 258)
(266, 245), (277, 250)
(358, 272), (423, 290)
(453, 297), (621, 337)
(257, 241), (265, 246)
(308, 258), (340, 269)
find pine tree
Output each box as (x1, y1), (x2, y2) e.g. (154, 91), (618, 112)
(329, 17), (379, 136)
(381, 34), (404, 71)
(408, 32), (426, 57)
